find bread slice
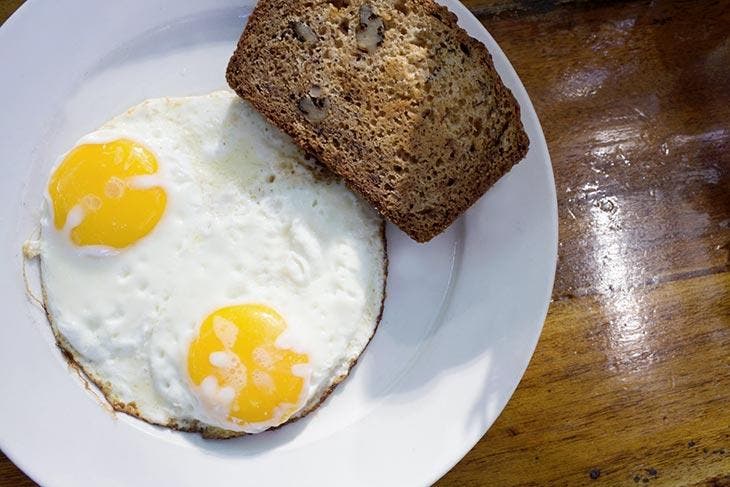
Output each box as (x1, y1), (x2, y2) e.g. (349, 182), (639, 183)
(227, 0), (529, 242)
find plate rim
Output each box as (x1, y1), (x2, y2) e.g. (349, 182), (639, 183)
(422, 5), (558, 483)
(0, 1), (558, 485)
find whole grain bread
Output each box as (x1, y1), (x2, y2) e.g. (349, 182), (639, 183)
(227, 0), (529, 242)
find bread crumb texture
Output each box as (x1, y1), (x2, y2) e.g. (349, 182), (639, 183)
(227, 0), (529, 242)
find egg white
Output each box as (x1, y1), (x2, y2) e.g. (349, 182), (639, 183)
(39, 91), (386, 434)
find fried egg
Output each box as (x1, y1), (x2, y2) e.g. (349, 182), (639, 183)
(39, 90), (386, 435)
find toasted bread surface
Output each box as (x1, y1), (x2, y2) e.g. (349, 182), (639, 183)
(227, 0), (529, 242)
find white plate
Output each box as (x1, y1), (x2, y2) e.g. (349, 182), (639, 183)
(0, 1), (557, 485)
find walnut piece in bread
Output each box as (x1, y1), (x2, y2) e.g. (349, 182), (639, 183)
(227, 0), (529, 242)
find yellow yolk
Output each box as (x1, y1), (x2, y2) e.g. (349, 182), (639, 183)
(187, 304), (309, 426)
(48, 139), (167, 249)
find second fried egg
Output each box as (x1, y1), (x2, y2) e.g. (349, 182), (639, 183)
(39, 90), (386, 435)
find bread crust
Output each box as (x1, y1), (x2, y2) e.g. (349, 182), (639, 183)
(227, 0), (529, 242)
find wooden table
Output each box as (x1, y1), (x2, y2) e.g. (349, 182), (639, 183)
(2, 0), (728, 485)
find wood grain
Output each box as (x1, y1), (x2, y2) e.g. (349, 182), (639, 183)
(1, 0), (729, 486)
(440, 272), (730, 485)
(439, 0), (730, 485)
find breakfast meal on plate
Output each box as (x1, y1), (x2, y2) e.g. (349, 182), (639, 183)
(38, 91), (386, 437)
(227, 0), (529, 242)
(29, 0), (528, 438)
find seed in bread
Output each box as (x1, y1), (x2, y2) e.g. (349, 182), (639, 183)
(226, 0), (530, 242)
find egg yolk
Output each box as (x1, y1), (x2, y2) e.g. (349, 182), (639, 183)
(188, 304), (310, 426)
(48, 139), (167, 249)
